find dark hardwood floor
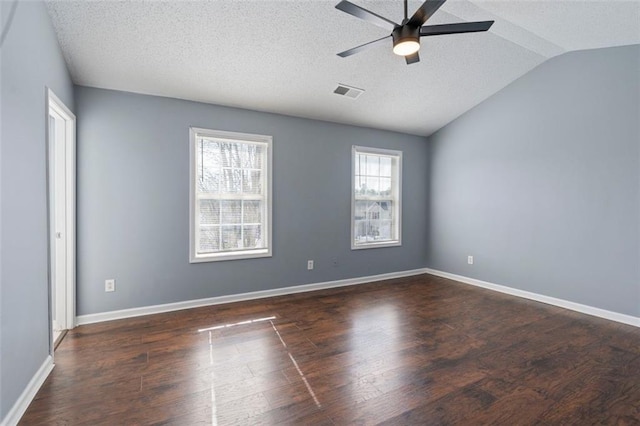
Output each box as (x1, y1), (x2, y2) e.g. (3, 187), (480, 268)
(21, 274), (640, 425)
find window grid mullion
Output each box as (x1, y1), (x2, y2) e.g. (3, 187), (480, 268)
(352, 146), (401, 248)
(191, 127), (271, 261)
(218, 199), (223, 250)
(240, 200), (245, 249)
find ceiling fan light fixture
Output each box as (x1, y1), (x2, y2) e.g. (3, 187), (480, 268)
(392, 26), (420, 56)
(393, 39), (420, 56)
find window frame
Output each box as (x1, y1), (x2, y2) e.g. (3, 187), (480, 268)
(351, 145), (402, 250)
(189, 127), (273, 263)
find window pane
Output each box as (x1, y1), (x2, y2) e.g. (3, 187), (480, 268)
(243, 225), (262, 248)
(221, 143), (241, 168)
(366, 155), (379, 176)
(378, 220), (392, 240)
(354, 219), (367, 242)
(380, 177), (391, 197)
(242, 144), (263, 169)
(380, 157), (392, 177)
(221, 225), (242, 250)
(354, 200), (367, 221)
(366, 177), (379, 196)
(368, 220), (381, 240)
(199, 168), (221, 193)
(222, 169), (242, 193)
(198, 139), (222, 193)
(367, 201), (380, 220)
(199, 227), (220, 253)
(221, 200), (241, 224)
(242, 170), (262, 194)
(199, 200), (220, 225)
(243, 201), (262, 224)
(355, 176), (366, 195)
(379, 201), (392, 220)
(201, 139), (222, 170)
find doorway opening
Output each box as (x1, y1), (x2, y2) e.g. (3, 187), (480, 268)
(47, 89), (76, 351)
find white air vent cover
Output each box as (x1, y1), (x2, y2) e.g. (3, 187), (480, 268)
(334, 83), (364, 99)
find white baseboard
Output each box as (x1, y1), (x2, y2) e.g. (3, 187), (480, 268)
(77, 268), (429, 325)
(77, 267), (639, 328)
(1, 356), (54, 426)
(424, 268), (640, 328)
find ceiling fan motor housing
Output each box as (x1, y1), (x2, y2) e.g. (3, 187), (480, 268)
(392, 25), (420, 55)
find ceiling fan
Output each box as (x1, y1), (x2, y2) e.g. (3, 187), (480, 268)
(335, 0), (494, 65)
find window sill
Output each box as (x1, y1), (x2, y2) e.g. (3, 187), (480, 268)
(190, 249), (271, 263)
(351, 241), (401, 250)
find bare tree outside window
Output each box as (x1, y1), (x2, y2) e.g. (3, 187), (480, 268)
(190, 128), (272, 262)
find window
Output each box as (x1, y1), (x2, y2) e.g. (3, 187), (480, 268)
(352, 146), (402, 249)
(190, 128), (272, 262)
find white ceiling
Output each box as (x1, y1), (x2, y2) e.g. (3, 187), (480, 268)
(46, 0), (640, 137)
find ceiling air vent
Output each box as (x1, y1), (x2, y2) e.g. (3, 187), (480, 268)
(333, 83), (364, 99)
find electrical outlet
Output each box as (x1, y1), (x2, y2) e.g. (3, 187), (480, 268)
(105, 279), (115, 292)
(467, 256), (474, 265)
(307, 260), (314, 270)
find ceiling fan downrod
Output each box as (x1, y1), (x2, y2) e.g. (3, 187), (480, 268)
(403, 0), (408, 23)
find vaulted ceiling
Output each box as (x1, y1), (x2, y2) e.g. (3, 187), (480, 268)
(46, 0), (640, 136)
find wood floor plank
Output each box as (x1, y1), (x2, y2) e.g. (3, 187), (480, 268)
(19, 274), (640, 425)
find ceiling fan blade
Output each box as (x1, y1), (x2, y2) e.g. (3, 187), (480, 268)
(337, 35), (391, 57)
(407, 0), (446, 27)
(420, 21), (494, 37)
(335, 0), (398, 31)
(405, 52), (420, 65)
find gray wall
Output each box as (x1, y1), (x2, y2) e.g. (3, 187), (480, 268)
(74, 86), (429, 315)
(427, 45), (640, 317)
(0, 0), (75, 420)
(2, 7), (637, 421)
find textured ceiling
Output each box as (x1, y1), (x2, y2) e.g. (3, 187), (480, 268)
(46, 0), (640, 136)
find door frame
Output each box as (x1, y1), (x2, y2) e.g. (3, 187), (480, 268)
(46, 88), (76, 353)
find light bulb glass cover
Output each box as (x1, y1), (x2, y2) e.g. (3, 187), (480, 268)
(393, 40), (420, 56)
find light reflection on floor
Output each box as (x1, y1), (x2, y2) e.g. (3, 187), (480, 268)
(200, 314), (321, 423)
(198, 315), (277, 333)
(207, 329), (219, 426)
(349, 304), (402, 403)
(270, 320), (322, 408)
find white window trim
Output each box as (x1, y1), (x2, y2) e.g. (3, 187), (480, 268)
(351, 145), (402, 250)
(189, 127), (273, 263)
